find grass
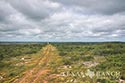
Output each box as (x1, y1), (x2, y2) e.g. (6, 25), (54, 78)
(0, 42), (125, 83)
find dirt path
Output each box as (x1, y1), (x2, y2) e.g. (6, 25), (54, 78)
(14, 44), (57, 83)
(31, 70), (50, 83)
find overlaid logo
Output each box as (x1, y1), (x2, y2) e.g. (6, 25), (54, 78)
(60, 69), (121, 82)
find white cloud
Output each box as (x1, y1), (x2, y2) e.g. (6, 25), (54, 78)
(0, 0), (125, 41)
(18, 28), (41, 36)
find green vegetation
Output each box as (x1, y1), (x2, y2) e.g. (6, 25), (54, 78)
(0, 43), (45, 59)
(0, 42), (125, 83)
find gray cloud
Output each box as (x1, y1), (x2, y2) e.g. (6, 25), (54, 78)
(52, 0), (125, 15)
(0, 0), (125, 41)
(7, 0), (62, 21)
(0, 0), (17, 22)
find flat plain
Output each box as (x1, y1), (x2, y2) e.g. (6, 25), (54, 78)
(0, 42), (125, 83)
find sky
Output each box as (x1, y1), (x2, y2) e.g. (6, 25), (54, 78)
(0, 0), (125, 42)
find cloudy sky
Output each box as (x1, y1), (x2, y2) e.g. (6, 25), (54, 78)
(0, 0), (125, 42)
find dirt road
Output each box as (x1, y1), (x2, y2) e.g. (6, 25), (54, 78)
(13, 44), (59, 83)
